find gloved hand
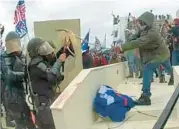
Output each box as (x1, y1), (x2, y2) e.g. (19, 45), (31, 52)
(59, 53), (67, 62)
(59, 74), (64, 81)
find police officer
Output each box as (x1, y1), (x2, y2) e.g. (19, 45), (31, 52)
(1, 31), (36, 129)
(0, 25), (16, 128)
(1, 50), (16, 128)
(27, 37), (66, 129)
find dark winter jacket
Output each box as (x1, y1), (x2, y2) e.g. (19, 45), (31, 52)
(121, 12), (170, 64)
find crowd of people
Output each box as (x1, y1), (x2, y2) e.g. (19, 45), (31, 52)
(0, 10), (179, 129)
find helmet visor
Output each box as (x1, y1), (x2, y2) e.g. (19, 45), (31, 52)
(38, 41), (55, 56)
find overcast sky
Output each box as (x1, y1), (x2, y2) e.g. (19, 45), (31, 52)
(0, 0), (179, 47)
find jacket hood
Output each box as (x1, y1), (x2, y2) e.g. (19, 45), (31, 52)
(138, 12), (154, 27)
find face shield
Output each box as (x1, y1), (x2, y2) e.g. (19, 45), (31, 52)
(38, 41), (55, 56)
(38, 41), (56, 64)
(5, 39), (21, 54)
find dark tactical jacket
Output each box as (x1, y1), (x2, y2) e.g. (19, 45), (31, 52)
(28, 56), (63, 100)
(1, 51), (26, 92)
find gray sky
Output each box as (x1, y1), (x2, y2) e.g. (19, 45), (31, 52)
(0, 0), (179, 47)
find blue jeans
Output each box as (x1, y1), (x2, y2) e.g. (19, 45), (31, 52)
(127, 54), (137, 73)
(172, 50), (179, 66)
(142, 59), (172, 97)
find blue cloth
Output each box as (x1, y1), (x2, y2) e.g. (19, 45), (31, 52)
(81, 31), (90, 53)
(94, 85), (135, 122)
(172, 50), (179, 66)
(142, 59), (172, 96)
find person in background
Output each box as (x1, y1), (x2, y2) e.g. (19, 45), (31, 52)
(134, 48), (143, 78)
(81, 43), (93, 69)
(93, 54), (100, 67)
(126, 50), (138, 78)
(100, 53), (108, 66)
(170, 18), (179, 65)
(118, 12), (174, 105)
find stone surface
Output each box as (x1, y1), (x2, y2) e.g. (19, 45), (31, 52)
(51, 63), (127, 129)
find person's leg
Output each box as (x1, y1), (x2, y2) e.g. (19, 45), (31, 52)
(139, 59), (144, 78)
(36, 98), (55, 129)
(137, 62), (160, 105)
(161, 59), (174, 85)
(127, 54), (133, 77)
(176, 50), (179, 65)
(158, 65), (166, 83)
(172, 50), (177, 66)
(133, 55), (139, 77)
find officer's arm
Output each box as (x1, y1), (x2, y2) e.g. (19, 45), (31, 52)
(7, 69), (25, 81)
(121, 31), (155, 51)
(37, 60), (63, 85)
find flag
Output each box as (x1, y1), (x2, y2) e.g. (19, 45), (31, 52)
(0, 25), (5, 51)
(102, 33), (106, 48)
(81, 30), (90, 53)
(95, 36), (101, 52)
(14, 0), (28, 38)
(81, 30), (90, 45)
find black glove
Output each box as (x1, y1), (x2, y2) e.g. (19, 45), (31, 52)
(59, 74), (64, 81)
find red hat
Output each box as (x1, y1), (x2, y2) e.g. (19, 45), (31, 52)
(174, 18), (179, 25)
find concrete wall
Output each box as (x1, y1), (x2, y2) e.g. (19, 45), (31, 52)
(173, 66), (179, 118)
(50, 62), (127, 129)
(173, 66), (179, 88)
(34, 19), (83, 90)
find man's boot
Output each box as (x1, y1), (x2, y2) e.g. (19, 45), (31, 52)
(135, 94), (151, 105)
(168, 74), (174, 85)
(159, 75), (166, 83)
(5, 114), (16, 127)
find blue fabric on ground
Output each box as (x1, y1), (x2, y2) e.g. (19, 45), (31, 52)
(94, 85), (135, 122)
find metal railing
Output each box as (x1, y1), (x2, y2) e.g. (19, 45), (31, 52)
(152, 84), (179, 129)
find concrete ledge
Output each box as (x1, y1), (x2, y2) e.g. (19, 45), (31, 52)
(50, 62), (127, 129)
(116, 78), (177, 122)
(173, 66), (179, 119)
(91, 119), (179, 129)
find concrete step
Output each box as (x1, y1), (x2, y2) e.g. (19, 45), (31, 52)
(91, 119), (179, 129)
(115, 77), (178, 121)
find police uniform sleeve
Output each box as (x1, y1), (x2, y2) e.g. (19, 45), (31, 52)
(7, 70), (25, 82)
(1, 55), (25, 82)
(37, 59), (63, 85)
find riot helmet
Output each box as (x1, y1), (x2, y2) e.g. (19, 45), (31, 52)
(5, 31), (21, 54)
(27, 37), (55, 64)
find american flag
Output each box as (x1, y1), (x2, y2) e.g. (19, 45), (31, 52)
(95, 36), (101, 52)
(14, 0), (28, 38)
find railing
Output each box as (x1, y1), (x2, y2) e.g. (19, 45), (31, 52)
(152, 84), (179, 129)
